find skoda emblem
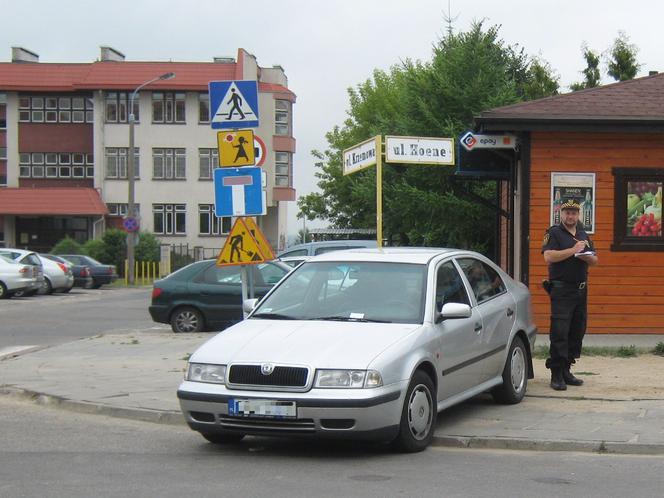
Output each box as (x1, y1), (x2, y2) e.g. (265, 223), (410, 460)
(261, 363), (275, 375)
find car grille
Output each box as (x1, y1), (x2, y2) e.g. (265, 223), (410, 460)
(228, 364), (308, 388)
(218, 415), (315, 433)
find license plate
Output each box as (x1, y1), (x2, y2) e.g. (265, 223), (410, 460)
(228, 399), (297, 418)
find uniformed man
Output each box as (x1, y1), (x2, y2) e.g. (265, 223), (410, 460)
(542, 200), (599, 391)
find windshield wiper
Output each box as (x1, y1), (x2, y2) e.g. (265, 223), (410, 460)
(251, 312), (296, 320)
(311, 316), (392, 323)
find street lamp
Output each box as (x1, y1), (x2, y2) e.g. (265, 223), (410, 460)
(127, 71), (175, 285)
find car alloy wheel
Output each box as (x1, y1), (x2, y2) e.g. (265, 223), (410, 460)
(393, 370), (436, 452)
(171, 307), (204, 333)
(0, 282), (7, 299)
(491, 336), (528, 404)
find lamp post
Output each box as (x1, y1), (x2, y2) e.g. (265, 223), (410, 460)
(127, 72), (175, 285)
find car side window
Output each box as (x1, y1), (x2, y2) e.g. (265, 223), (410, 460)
(314, 246), (347, 255)
(199, 264), (242, 285)
(280, 249), (308, 258)
(457, 258), (506, 304)
(435, 261), (470, 310)
(256, 263), (289, 285)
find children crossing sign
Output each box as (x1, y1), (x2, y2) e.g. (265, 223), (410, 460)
(216, 218), (274, 266)
(218, 130), (256, 167)
(209, 80), (259, 129)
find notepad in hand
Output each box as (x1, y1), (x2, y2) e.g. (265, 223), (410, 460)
(574, 251), (596, 257)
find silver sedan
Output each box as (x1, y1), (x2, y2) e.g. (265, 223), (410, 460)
(178, 248), (537, 452)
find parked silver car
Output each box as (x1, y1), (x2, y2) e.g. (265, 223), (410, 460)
(178, 248), (537, 452)
(0, 249), (44, 297)
(0, 254), (37, 298)
(36, 254), (75, 294)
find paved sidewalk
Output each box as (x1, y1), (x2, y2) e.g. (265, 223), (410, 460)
(1, 331), (663, 454)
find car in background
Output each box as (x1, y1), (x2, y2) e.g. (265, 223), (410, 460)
(0, 248), (44, 297)
(278, 239), (377, 258)
(149, 259), (292, 333)
(56, 255), (118, 288)
(278, 255), (312, 268)
(35, 254), (75, 294)
(0, 254), (37, 298)
(41, 254), (93, 289)
(177, 248), (536, 452)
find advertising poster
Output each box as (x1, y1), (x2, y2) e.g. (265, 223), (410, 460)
(550, 173), (595, 233)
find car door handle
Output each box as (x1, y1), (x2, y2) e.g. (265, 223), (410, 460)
(474, 322), (482, 332)
(506, 308), (514, 317)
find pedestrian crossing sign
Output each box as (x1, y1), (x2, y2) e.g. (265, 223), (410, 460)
(209, 80), (259, 129)
(216, 218), (273, 267)
(218, 130), (256, 167)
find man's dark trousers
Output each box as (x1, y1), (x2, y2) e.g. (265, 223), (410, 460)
(547, 285), (588, 368)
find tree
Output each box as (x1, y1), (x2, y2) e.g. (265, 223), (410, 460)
(100, 228), (126, 271)
(570, 44), (601, 91)
(134, 231), (161, 263)
(298, 21), (559, 253)
(606, 32), (640, 81)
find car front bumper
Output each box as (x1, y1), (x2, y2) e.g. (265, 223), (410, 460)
(177, 380), (407, 441)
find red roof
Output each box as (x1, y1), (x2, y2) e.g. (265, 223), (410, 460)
(0, 187), (108, 215)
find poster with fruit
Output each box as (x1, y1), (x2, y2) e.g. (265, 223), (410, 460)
(627, 181), (662, 237)
(550, 173), (595, 233)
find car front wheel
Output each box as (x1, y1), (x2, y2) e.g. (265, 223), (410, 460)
(171, 307), (205, 333)
(491, 336), (528, 404)
(0, 282), (8, 299)
(392, 370), (436, 453)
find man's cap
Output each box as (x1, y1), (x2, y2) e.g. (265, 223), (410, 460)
(560, 200), (581, 211)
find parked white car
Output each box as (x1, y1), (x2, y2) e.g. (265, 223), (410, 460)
(36, 254), (74, 294)
(0, 254), (37, 298)
(178, 248), (537, 452)
(0, 249), (44, 297)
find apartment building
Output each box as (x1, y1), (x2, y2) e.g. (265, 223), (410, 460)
(0, 47), (296, 254)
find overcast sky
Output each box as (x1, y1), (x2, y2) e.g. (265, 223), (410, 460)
(3, 0), (664, 236)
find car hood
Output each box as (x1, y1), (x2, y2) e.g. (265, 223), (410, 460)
(190, 319), (421, 369)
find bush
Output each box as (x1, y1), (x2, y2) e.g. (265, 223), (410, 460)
(135, 231), (161, 263)
(83, 239), (107, 262)
(51, 236), (83, 255)
(101, 228), (127, 271)
(654, 342), (664, 356)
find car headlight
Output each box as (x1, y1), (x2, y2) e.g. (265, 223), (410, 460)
(314, 369), (383, 389)
(186, 363), (226, 384)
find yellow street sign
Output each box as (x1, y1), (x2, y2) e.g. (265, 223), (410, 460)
(243, 217), (275, 260)
(218, 129), (256, 167)
(216, 218), (269, 266)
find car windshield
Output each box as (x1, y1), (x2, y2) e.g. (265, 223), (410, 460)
(252, 261), (426, 324)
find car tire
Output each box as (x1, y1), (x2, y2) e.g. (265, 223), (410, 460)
(61, 286), (72, 294)
(171, 307), (205, 333)
(201, 432), (245, 444)
(491, 336), (528, 405)
(392, 370), (437, 453)
(0, 282), (8, 299)
(40, 278), (53, 295)
(23, 289), (38, 297)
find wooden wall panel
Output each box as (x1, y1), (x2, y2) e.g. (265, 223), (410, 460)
(529, 131), (664, 334)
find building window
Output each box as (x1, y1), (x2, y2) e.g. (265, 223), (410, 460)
(18, 151), (94, 179)
(199, 204), (231, 235)
(107, 203), (140, 217)
(0, 147), (6, 160)
(153, 204), (186, 235)
(152, 148), (186, 179)
(275, 151), (291, 186)
(199, 93), (209, 123)
(275, 99), (290, 136)
(0, 93), (6, 129)
(152, 92), (186, 123)
(105, 148), (139, 179)
(19, 95), (93, 123)
(612, 167), (664, 251)
(105, 92), (139, 123)
(198, 148), (218, 179)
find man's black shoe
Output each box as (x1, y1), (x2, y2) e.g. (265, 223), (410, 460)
(550, 369), (567, 391)
(563, 368), (584, 386)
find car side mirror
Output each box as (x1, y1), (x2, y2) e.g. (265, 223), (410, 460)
(435, 302), (472, 323)
(243, 298), (259, 314)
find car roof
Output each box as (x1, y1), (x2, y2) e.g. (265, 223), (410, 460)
(306, 247), (466, 264)
(0, 248), (37, 256)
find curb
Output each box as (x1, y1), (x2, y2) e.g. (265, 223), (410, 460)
(2, 386), (663, 455)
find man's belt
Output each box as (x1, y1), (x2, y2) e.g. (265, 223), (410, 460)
(550, 280), (586, 290)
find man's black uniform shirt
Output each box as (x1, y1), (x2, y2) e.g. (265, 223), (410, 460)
(541, 224), (594, 282)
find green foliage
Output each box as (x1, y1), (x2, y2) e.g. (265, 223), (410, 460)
(295, 228), (311, 244)
(297, 21), (559, 253)
(570, 44), (601, 91)
(134, 231), (161, 262)
(607, 32), (640, 81)
(83, 239), (107, 262)
(50, 236), (83, 255)
(654, 342), (664, 356)
(99, 228), (126, 270)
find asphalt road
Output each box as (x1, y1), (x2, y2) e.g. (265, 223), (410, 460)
(0, 286), (159, 349)
(1, 397), (663, 498)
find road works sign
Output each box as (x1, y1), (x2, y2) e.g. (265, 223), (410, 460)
(460, 131), (517, 151)
(385, 136), (454, 165)
(216, 218), (274, 266)
(243, 217), (275, 260)
(343, 136), (380, 175)
(218, 129), (256, 167)
(209, 80), (259, 129)
(214, 167), (265, 217)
